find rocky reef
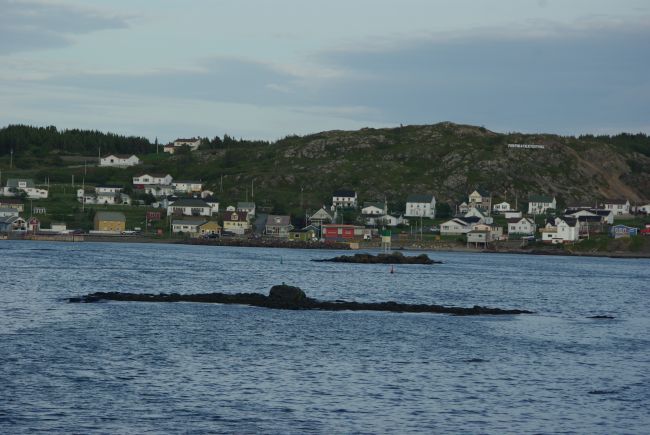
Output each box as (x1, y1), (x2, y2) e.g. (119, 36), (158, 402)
(69, 284), (531, 316)
(313, 252), (441, 265)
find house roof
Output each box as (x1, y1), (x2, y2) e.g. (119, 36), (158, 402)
(103, 154), (136, 159)
(0, 216), (25, 224)
(175, 138), (199, 142)
(95, 211), (126, 222)
(529, 194), (554, 203)
(0, 207), (19, 213)
(471, 189), (490, 197)
(603, 198), (629, 205)
(507, 217), (534, 224)
(203, 196), (219, 203)
(310, 208), (332, 220)
(0, 198), (23, 204)
(172, 219), (206, 226)
(333, 189), (356, 198)
(224, 211), (248, 222)
(199, 221), (222, 228)
(170, 198), (210, 208)
(265, 215), (291, 226)
(463, 216), (482, 223)
(362, 201), (384, 209)
(6, 178), (35, 188)
(442, 218), (470, 226)
(406, 194), (434, 203)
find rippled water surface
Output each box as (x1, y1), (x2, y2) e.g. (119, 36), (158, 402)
(1, 240), (649, 433)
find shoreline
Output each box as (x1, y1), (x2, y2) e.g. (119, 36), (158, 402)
(3, 234), (650, 259)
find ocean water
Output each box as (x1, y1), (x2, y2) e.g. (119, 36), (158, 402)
(1, 240), (649, 434)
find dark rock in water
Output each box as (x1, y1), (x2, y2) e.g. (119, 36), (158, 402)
(69, 285), (532, 316)
(588, 315), (615, 319)
(463, 358), (488, 363)
(269, 284), (306, 303)
(313, 252), (441, 265)
(588, 390), (618, 395)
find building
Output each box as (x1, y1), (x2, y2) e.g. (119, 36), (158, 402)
(223, 211), (250, 235)
(0, 216), (26, 232)
(322, 224), (358, 241)
(94, 211), (126, 232)
(164, 138), (201, 154)
(0, 207), (19, 218)
(289, 228), (317, 242)
(309, 208), (333, 227)
(528, 195), (556, 215)
(167, 198), (212, 217)
(99, 154), (140, 168)
(4, 178), (48, 199)
(405, 194), (436, 218)
(0, 199), (24, 212)
(172, 219), (206, 235)
(602, 199), (631, 216)
(492, 201), (512, 213)
(96, 185), (123, 194)
(467, 190), (491, 215)
(440, 218), (472, 236)
(361, 201), (386, 216)
(265, 215), (293, 238)
(332, 189), (357, 209)
(132, 173), (173, 187)
(540, 217), (579, 244)
(198, 221), (222, 237)
(610, 225), (638, 238)
(507, 217), (537, 237)
(173, 180), (203, 193)
(237, 202), (256, 218)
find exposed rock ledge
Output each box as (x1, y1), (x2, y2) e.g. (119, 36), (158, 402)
(69, 285), (532, 316)
(312, 252), (442, 265)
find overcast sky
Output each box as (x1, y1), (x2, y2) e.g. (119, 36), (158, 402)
(1, 0), (649, 142)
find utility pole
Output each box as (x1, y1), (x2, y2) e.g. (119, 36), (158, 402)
(251, 179), (254, 200)
(10, 149), (13, 169)
(71, 174), (74, 187)
(220, 175), (223, 193)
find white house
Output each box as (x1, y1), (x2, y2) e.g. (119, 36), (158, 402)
(405, 194), (436, 218)
(173, 138), (201, 150)
(167, 198), (212, 217)
(309, 208), (333, 227)
(202, 196), (220, 214)
(528, 195), (556, 215)
(144, 185), (175, 197)
(361, 201), (386, 216)
(472, 223), (504, 240)
(465, 207), (493, 224)
(0, 207), (19, 218)
(173, 180), (203, 193)
(458, 202), (469, 214)
(540, 217), (580, 244)
(237, 202), (256, 218)
(468, 190), (491, 215)
(96, 185), (123, 194)
(440, 218), (472, 235)
(133, 173), (173, 187)
(602, 199), (630, 216)
(332, 189), (357, 209)
(4, 179), (48, 199)
(504, 211), (523, 219)
(99, 154), (140, 168)
(492, 201), (511, 213)
(172, 219), (206, 235)
(507, 217), (536, 237)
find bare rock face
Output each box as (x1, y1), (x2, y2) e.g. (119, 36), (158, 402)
(269, 284), (307, 303)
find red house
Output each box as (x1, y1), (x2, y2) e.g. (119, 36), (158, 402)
(640, 224), (650, 236)
(322, 224), (357, 240)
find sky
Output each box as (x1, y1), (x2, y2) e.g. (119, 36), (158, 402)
(1, 0), (649, 142)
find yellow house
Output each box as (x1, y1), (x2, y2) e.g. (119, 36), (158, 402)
(94, 211), (126, 232)
(199, 221), (222, 236)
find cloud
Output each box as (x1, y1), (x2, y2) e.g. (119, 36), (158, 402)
(5, 15), (650, 137)
(0, 0), (129, 54)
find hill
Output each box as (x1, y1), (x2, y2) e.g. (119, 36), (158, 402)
(1, 122), (649, 216)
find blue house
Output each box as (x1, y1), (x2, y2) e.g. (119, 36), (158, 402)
(610, 225), (638, 238)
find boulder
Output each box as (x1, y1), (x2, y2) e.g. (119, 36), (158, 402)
(268, 284), (307, 303)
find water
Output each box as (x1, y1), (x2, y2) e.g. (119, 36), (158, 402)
(1, 240), (649, 433)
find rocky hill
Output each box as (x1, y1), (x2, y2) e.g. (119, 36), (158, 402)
(3, 122), (649, 213)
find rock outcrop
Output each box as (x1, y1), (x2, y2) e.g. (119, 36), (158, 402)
(313, 252), (441, 265)
(69, 286), (531, 316)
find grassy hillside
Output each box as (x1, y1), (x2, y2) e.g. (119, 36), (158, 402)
(2, 122), (650, 218)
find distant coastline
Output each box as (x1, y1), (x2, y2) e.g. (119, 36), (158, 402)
(3, 234), (650, 259)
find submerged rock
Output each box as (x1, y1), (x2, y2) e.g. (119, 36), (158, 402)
(69, 286), (532, 316)
(313, 252), (441, 265)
